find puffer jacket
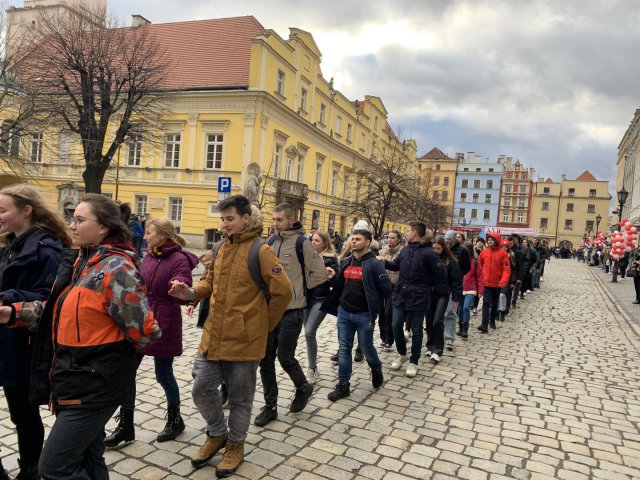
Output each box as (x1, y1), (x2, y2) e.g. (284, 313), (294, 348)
(9, 241), (161, 409)
(269, 222), (327, 310)
(384, 239), (447, 311)
(0, 227), (63, 387)
(140, 241), (199, 358)
(432, 258), (463, 302)
(380, 244), (402, 284)
(193, 209), (293, 361)
(462, 258), (484, 296)
(478, 233), (511, 288)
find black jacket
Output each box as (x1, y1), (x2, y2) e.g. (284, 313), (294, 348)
(510, 245), (525, 282)
(311, 254), (339, 301)
(450, 242), (471, 276)
(385, 241), (447, 311)
(431, 259), (463, 302)
(0, 228), (63, 387)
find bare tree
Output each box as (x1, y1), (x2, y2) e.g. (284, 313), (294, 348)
(341, 138), (417, 239)
(18, 4), (168, 193)
(410, 192), (451, 234)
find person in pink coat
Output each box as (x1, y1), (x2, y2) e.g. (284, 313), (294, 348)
(459, 241), (483, 338)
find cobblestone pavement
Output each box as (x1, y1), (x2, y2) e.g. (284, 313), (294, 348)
(1, 259), (640, 479)
(588, 260), (640, 332)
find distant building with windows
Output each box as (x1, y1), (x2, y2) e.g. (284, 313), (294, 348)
(497, 156), (535, 228)
(453, 153), (503, 231)
(530, 171), (610, 248)
(416, 147), (459, 219)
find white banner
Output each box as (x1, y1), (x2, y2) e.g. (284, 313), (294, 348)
(485, 226), (540, 236)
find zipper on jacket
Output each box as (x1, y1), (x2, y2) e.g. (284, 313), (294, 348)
(75, 290), (81, 342)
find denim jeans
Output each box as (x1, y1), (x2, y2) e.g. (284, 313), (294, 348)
(443, 295), (457, 342)
(4, 384), (44, 467)
(392, 305), (425, 364)
(425, 295), (448, 355)
(482, 287), (501, 328)
(192, 354), (258, 444)
(336, 306), (381, 384)
(259, 309), (307, 407)
(304, 300), (327, 370)
(461, 294), (476, 326)
(39, 405), (117, 480)
(124, 355), (180, 409)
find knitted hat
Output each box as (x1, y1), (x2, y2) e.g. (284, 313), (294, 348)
(444, 230), (457, 243)
(353, 220), (370, 232)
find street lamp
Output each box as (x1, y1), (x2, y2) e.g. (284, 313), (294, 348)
(459, 217), (469, 238)
(612, 186), (629, 283)
(595, 214), (602, 235)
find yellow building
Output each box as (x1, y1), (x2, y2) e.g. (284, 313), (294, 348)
(530, 171), (610, 248)
(416, 147), (458, 219)
(1, 12), (414, 246)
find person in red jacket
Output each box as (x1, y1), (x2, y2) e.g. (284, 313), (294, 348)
(477, 233), (511, 333)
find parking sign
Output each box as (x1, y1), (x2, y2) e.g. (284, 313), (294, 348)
(218, 176), (232, 193)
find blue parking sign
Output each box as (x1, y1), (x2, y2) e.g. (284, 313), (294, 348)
(218, 176), (232, 193)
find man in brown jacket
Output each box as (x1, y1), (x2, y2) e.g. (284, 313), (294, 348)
(169, 195), (292, 478)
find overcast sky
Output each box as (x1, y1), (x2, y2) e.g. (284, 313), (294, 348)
(101, 0), (638, 189)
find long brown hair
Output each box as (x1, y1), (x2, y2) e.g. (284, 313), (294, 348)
(0, 184), (72, 247)
(146, 218), (186, 247)
(434, 235), (457, 264)
(78, 194), (131, 243)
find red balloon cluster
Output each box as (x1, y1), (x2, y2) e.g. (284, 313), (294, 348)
(610, 220), (638, 260)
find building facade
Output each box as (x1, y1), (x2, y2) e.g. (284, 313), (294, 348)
(617, 108), (640, 223)
(530, 171), (610, 248)
(416, 147), (458, 218)
(453, 153), (503, 231)
(497, 156), (534, 228)
(1, 12), (413, 246)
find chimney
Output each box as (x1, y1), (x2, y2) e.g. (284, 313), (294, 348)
(561, 174), (566, 181)
(132, 14), (151, 27)
(456, 153), (464, 162)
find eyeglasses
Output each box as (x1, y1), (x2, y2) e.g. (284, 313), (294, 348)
(70, 217), (98, 226)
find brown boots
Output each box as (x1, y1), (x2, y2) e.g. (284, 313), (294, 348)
(190, 433), (244, 477)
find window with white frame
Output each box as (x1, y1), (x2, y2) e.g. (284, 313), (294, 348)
(564, 219), (573, 230)
(272, 144), (282, 178)
(473, 179), (480, 188)
(360, 133), (365, 149)
(485, 194), (491, 203)
(461, 179), (468, 188)
(0, 120), (19, 157)
(335, 116), (342, 136)
(169, 197), (183, 222)
(517, 212), (525, 223)
(134, 195), (147, 216)
(300, 88), (307, 112)
(471, 209), (478, 219)
(483, 210), (490, 220)
(433, 177), (440, 186)
(472, 193), (479, 203)
(518, 199), (526, 208)
(285, 156), (293, 180)
(502, 212), (510, 222)
(443, 177), (449, 186)
(460, 193), (467, 202)
(296, 156), (304, 183)
(205, 134), (224, 169)
(441, 191), (448, 201)
(458, 208), (466, 218)
(319, 103), (326, 125)
(542, 201), (549, 210)
(519, 185), (527, 193)
(504, 198), (511, 207)
(587, 204), (595, 213)
(346, 124), (352, 142)
(30, 133), (43, 162)
(164, 134), (181, 168)
(276, 70), (285, 95)
(505, 184), (512, 193)
(331, 168), (338, 196)
(540, 218), (548, 228)
(315, 160), (323, 190)
(486, 179), (493, 189)
(127, 134), (142, 166)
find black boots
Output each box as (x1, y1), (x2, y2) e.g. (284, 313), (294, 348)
(157, 406), (185, 442)
(16, 460), (40, 480)
(105, 407), (135, 448)
(461, 324), (469, 339)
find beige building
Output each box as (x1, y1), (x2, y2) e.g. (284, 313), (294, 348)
(617, 108), (640, 223)
(497, 156), (534, 228)
(416, 147), (458, 218)
(530, 171), (610, 248)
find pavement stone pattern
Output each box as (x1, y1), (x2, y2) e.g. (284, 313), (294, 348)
(1, 259), (640, 479)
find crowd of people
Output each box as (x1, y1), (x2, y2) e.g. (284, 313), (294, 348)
(0, 189), (554, 480)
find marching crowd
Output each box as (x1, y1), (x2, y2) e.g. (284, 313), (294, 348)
(0, 188), (550, 480)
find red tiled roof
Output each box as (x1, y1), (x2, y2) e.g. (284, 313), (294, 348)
(144, 16), (266, 91)
(384, 121), (398, 141)
(576, 170), (597, 181)
(418, 147), (453, 161)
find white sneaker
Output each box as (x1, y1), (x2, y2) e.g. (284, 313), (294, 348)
(446, 340), (454, 351)
(405, 363), (418, 377)
(403, 331), (410, 341)
(426, 350), (432, 357)
(430, 353), (441, 364)
(306, 368), (320, 384)
(390, 354), (409, 370)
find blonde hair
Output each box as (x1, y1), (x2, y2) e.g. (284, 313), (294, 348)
(312, 229), (335, 256)
(338, 236), (352, 261)
(146, 218), (186, 247)
(0, 184), (72, 247)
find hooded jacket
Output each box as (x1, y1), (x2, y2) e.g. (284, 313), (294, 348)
(379, 243), (403, 285)
(0, 227), (63, 387)
(10, 241), (161, 409)
(269, 221), (327, 310)
(384, 239), (447, 310)
(193, 208), (293, 361)
(140, 241), (199, 358)
(462, 258), (484, 296)
(478, 233), (511, 288)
